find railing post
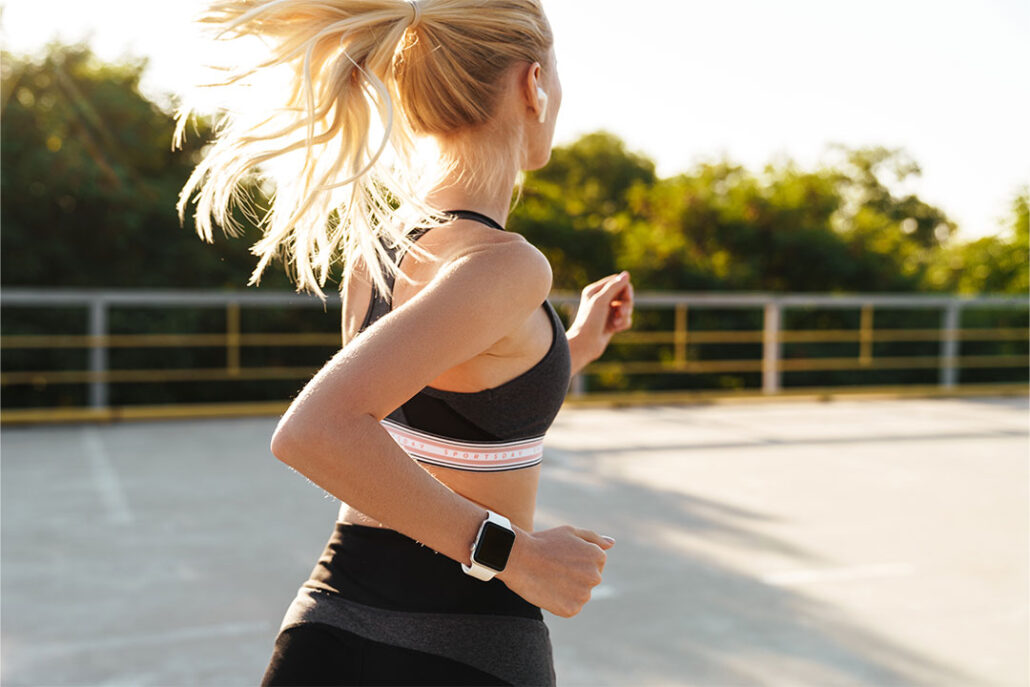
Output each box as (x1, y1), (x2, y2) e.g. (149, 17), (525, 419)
(562, 301), (585, 397)
(88, 298), (108, 409)
(763, 300), (781, 394)
(859, 303), (874, 366)
(226, 301), (241, 376)
(940, 301), (961, 388)
(674, 303), (688, 367)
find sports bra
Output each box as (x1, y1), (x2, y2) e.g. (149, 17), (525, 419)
(358, 209), (572, 472)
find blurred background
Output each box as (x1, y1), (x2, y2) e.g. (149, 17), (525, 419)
(1, 1), (1027, 686)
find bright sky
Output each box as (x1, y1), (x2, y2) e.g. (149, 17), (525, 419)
(2, 0), (1027, 240)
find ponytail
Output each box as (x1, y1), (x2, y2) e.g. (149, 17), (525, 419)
(174, 0), (553, 304)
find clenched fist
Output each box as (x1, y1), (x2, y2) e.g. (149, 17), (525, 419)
(496, 524), (616, 618)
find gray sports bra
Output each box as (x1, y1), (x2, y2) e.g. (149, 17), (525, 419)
(360, 210), (572, 472)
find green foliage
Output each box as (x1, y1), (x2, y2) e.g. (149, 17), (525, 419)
(2, 43), (1021, 299)
(0, 42), (291, 291)
(922, 188), (1028, 295)
(508, 131), (655, 289)
(513, 137), (1023, 297)
(616, 161), (866, 292)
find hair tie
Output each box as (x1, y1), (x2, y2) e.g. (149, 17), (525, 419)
(407, 1), (423, 30)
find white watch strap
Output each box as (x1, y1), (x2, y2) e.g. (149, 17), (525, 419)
(461, 510), (513, 581)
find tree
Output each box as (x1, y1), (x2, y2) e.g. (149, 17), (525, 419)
(2, 43), (1017, 301)
(509, 131), (656, 289)
(923, 187), (1029, 295)
(0, 42), (288, 290)
(605, 147), (954, 293)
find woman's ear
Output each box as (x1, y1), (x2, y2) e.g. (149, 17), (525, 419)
(523, 61), (546, 122)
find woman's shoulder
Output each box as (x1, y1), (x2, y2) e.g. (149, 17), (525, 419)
(402, 219), (551, 297)
(423, 215), (535, 254)
(450, 227), (549, 276)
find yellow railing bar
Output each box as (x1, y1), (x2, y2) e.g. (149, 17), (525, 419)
(0, 332), (344, 348)
(780, 328), (1029, 343)
(0, 366), (318, 384)
(2, 327), (1024, 349)
(778, 355), (1029, 372)
(3, 354), (1026, 387)
(585, 355), (1029, 375)
(3, 382), (1028, 426)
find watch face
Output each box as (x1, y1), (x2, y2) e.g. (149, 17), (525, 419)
(474, 521), (516, 571)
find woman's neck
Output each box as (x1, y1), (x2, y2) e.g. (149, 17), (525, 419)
(425, 185), (513, 228)
(425, 131), (520, 227)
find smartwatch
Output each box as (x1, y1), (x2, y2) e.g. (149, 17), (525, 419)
(461, 509), (516, 581)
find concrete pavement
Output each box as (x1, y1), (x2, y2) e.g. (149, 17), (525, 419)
(1, 395), (1026, 686)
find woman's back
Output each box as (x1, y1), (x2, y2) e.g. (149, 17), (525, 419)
(337, 211), (572, 533)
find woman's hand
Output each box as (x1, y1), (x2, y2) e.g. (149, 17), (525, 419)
(496, 524), (615, 618)
(568, 271), (635, 366)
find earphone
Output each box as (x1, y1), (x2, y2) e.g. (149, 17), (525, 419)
(536, 86), (548, 123)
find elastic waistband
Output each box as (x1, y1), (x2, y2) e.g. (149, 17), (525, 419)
(304, 520), (543, 621)
(381, 418), (544, 471)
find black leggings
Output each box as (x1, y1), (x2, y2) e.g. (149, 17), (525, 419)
(260, 621), (511, 686)
(261, 522), (553, 686)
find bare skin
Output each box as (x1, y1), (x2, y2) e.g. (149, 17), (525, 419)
(335, 219), (550, 533)
(272, 47), (636, 619)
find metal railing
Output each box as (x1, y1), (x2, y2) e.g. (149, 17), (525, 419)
(1, 288), (1026, 423)
(578, 292), (1028, 392)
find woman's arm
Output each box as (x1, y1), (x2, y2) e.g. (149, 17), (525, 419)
(565, 271), (635, 376)
(274, 410), (497, 567)
(271, 239), (548, 564)
(565, 331), (597, 378)
(271, 239), (614, 617)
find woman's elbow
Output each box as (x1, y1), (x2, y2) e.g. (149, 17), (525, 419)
(270, 424), (299, 464)
(269, 412), (311, 464)
(269, 411), (374, 465)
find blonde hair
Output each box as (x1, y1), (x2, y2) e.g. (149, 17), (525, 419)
(173, 0), (554, 304)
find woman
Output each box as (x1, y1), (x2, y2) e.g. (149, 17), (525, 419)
(176, 0), (635, 684)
